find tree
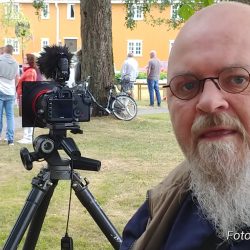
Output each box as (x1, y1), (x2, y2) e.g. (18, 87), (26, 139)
(15, 19), (32, 62)
(80, 0), (115, 116)
(32, 0), (47, 18)
(124, 0), (215, 30)
(0, 1), (32, 62)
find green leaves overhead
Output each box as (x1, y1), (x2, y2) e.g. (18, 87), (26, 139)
(124, 0), (217, 30)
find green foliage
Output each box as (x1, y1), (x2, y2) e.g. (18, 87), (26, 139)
(124, 0), (217, 30)
(0, 2), (31, 36)
(160, 71), (167, 80)
(0, 1), (21, 31)
(115, 72), (121, 81)
(124, 0), (153, 30)
(137, 71), (146, 79)
(15, 20), (31, 39)
(115, 71), (167, 80)
(0, 1), (32, 60)
(32, 0), (46, 16)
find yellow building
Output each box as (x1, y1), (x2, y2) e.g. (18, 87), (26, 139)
(0, 0), (179, 70)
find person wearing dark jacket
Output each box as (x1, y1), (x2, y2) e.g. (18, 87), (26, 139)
(121, 2), (250, 249)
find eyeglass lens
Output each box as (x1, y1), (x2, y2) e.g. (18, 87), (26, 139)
(169, 67), (250, 100)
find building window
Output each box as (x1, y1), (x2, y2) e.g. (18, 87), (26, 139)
(5, 3), (20, 19)
(64, 38), (77, 52)
(5, 38), (19, 54)
(171, 2), (180, 19)
(127, 40), (142, 56)
(132, 4), (143, 20)
(67, 4), (75, 19)
(41, 3), (49, 19)
(41, 38), (49, 51)
(169, 40), (175, 54)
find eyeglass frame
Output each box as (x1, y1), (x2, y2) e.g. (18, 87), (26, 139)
(165, 67), (250, 100)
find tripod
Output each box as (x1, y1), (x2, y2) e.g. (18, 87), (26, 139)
(3, 128), (122, 250)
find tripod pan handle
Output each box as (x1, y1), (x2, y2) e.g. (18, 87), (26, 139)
(72, 157), (101, 171)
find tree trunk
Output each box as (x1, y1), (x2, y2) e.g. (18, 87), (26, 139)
(80, 0), (115, 116)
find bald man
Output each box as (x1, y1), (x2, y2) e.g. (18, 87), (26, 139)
(120, 2), (250, 250)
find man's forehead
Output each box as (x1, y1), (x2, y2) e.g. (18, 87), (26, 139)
(180, 3), (250, 39)
(168, 2), (250, 74)
(186, 2), (250, 25)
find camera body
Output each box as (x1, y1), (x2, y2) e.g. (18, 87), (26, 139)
(21, 45), (92, 129)
(22, 81), (91, 128)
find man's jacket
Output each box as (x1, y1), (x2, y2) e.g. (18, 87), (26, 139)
(131, 162), (190, 250)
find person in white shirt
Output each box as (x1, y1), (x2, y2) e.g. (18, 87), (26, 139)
(0, 45), (19, 145)
(120, 52), (138, 98)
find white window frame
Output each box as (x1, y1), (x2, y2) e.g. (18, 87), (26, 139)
(41, 3), (50, 19)
(5, 3), (20, 19)
(41, 38), (49, 51)
(127, 40), (143, 57)
(169, 40), (175, 54)
(67, 4), (75, 20)
(5, 38), (20, 55)
(171, 2), (180, 19)
(132, 4), (143, 20)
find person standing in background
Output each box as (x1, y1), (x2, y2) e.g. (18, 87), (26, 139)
(16, 53), (37, 144)
(0, 45), (19, 145)
(121, 52), (138, 98)
(147, 50), (161, 107)
(74, 49), (82, 83)
(0, 47), (4, 55)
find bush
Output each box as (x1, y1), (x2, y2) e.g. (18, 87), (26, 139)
(115, 71), (167, 81)
(115, 72), (121, 81)
(160, 72), (167, 80)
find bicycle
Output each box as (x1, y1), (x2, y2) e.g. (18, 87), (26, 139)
(80, 77), (137, 121)
(116, 76), (135, 97)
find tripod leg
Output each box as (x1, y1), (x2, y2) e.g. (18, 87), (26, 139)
(23, 179), (58, 250)
(72, 172), (122, 250)
(3, 169), (55, 250)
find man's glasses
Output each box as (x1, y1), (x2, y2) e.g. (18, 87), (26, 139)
(166, 67), (250, 100)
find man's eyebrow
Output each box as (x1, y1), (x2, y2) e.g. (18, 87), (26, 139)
(168, 70), (196, 79)
(169, 65), (250, 78)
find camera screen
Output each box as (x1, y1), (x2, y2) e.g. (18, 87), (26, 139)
(51, 99), (73, 119)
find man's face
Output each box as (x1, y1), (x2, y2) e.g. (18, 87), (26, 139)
(167, 24), (250, 162)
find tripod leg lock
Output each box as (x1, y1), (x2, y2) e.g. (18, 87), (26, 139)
(32, 169), (53, 190)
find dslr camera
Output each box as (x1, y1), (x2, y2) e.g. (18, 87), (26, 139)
(22, 45), (91, 129)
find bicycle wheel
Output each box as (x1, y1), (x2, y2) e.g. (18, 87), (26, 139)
(112, 95), (137, 121)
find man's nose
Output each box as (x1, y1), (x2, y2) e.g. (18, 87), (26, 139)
(196, 79), (229, 113)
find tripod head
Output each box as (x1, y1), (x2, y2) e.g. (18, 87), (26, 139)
(20, 128), (101, 178)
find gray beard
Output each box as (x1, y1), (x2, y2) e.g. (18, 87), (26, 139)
(188, 140), (250, 240)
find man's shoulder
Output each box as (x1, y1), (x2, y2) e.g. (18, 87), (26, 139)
(149, 58), (160, 64)
(127, 58), (137, 63)
(148, 162), (190, 215)
(0, 54), (18, 64)
(152, 162), (189, 190)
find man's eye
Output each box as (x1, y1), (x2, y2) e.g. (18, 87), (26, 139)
(182, 81), (196, 91)
(230, 76), (247, 85)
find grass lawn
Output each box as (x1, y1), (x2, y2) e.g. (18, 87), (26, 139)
(0, 104), (184, 249)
